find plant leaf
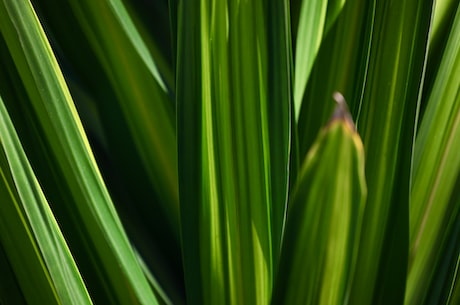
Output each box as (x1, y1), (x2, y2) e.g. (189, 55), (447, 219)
(0, 95), (93, 305)
(177, 0), (292, 304)
(349, 0), (434, 304)
(0, 0), (159, 303)
(406, 4), (460, 304)
(272, 96), (366, 305)
(296, 0), (373, 160)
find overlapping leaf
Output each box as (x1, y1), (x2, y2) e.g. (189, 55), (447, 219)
(177, 0), (291, 304)
(407, 4), (460, 304)
(0, 0), (158, 303)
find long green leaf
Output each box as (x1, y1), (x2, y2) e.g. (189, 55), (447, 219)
(63, 0), (179, 236)
(349, 0), (434, 304)
(0, 0), (159, 304)
(272, 95), (366, 305)
(447, 253), (460, 305)
(406, 4), (460, 304)
(0, 96), (93, 305)
(32, 0), (184, 295)
(177, 0), (292, 304)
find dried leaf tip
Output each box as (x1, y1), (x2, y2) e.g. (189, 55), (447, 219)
(330, 91), (356, 132)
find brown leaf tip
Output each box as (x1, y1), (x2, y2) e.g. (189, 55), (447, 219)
(330, 91), (356, 132)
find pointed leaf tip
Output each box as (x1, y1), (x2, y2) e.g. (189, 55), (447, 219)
(330, 91), (356, 132)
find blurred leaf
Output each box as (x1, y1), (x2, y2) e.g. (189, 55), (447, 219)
(406, 4), (460, 304)
(431, 0), (459, 48)
(272, 96), (366, 305)
(122, 0), (174, 85)
(177, 0), (292, 304)
(0, 0), (159, 303)
(31, 0), (185, 298)
(447, 253), (460, 305)
(0, 95), (93, 305)
(136, 250), (174, 305)
(63, 0), (180, 236)
(0, 243), (27, 305)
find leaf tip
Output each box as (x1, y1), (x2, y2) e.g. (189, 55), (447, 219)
(329, 91), (356, 132)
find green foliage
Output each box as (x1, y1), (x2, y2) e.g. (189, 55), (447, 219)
(0, 0), (459, 304)
(273, 97), (367, 305)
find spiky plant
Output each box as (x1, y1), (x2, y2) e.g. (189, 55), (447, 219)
(0, 0), (459, 304)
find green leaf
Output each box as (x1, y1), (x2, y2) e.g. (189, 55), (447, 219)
(349, 0), (434, 304)
(421, 0), (459, 118)
(293, 0), (347, 119)
(406, 4), (460, 304)
(177, 0), (292, 304)
(272, 95), (367, 305)
(0, 0), (159, 304)
(0, 95), (93, 305)
(63, 0), (180, 236)
(31, 0), (184, 298)
(447, 253), (460, 305)
(122, 0), (175, 90)
(431, 0), (459, 48)
(296, 0), (373, 159)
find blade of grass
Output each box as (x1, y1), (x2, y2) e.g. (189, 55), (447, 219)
(406, 4), (460, 304)
(0, 95), (93, 305)
(420, 0), (459, 118)
(267, 0), (293, 269)
(63, 75), (185, 304)
(31, 1), (185, 299)
(349, 0), (434, 304)
(177, 0), (292, 304)
(272, 95), (366, 305)
(447, 252), (460, 305)
(0, 0), (159, 304)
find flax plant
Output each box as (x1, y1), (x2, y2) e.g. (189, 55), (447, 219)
(0, 0), (459, 304)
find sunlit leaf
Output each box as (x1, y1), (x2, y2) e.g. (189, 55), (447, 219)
(0, 95), (92, 305)
(0, 0), (159, 303)
(177, 0), (291, 304)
